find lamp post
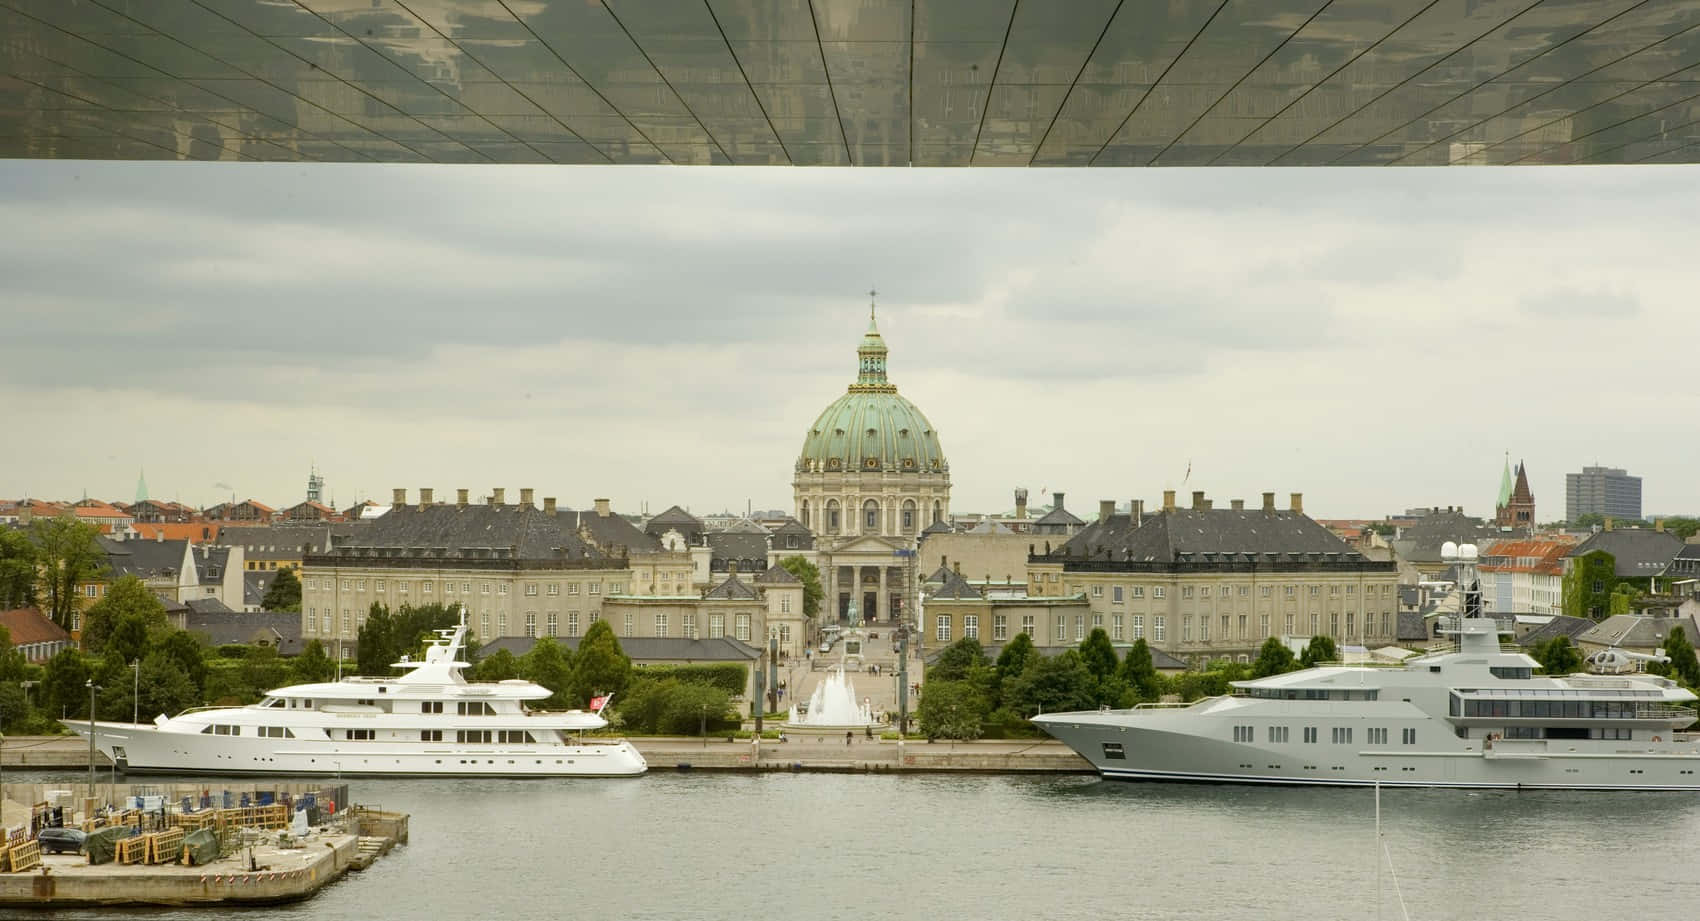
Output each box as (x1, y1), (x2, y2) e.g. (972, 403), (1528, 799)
(131, 659), (140, 726)
(699, 703), (707, 748)
(86, 680), (97, 806)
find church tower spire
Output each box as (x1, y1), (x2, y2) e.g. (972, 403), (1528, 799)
(854, 289), (893, 391)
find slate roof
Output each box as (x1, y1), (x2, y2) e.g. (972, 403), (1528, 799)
(921, 518), (955, 535)
(185, 598), (236, 616)
(1046, 509), (1380, 570)
(754, 564), (800, 585)
(188, 545), (233, 584)
(922, 563), (952, 583)
(644, 505), (705, 541)
(1577, 613), (1700, 650)
(183, 610), (303, 653)
(314, 503), (653, 564)
(767, 518), (814, 550)
(483, 635), (760, 662)
(704, 574), (762, 601)
(1516, 615), (1598, 648)
(707, 532), (768, 570)
(217, 524), (336, 559)
(244, 571), (275, 608)
(1389, 510), (1504, 564)
(102, 536), (189, 579)
(1567, 529), (1684, 579)
(965, 518), (1013, 535)
(924, 569), (982, 600)
(1033, 505), (1085, 527)
(1396, 611), (1430, 642)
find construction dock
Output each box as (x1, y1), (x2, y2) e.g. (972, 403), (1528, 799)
(0, 781), (407, 908)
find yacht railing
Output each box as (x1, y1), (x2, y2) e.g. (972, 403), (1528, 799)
(1412, 641), (1525, 657)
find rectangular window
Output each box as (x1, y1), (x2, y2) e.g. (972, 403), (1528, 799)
(1284, 585), (1294, 597)
(480, 612), (490, 638)
(1238, 614), (1247, 639)
(1200, 586), (1210, 598)
(683, 613), (697, 638)
(1260, 614), (1270, 637)
(498, 613), (508, 635)
(1402, 728), (1416, 745)
(1112, 614), (1124, 641)
(589, 582), (601, 595)
(481, 582), (491, 594)
(1021, 615), (1035, 636)
(1331, 727), (1353, 744)
(1131, 586), (1145, 598)
(735, 613), (751, 642)
(422, 701), (444, 714)
(498, 730), (534, 744)
(421, 729), (443, 742)
(1285, 613), (1294, 635)
(1309, 586), (1319, 596)
(1092, 585), (1103, 598)
(456, 730), (493, 744)
(1183, 616), (1193, 642)
(1055, 614), (1066, 640)
(525, 583), (538, 596)
(547, 612), (558, 637)
(1268, 726), (1288, 743)
(376, 580), (385, 593)
(1200, 617), (1209, 642)
(623, 613), (634, 636)
(994, 614), (1008, 640)
(345, 729), (375, 741)
(423, 582), (432, 594)
(936, 615), (951, 643)
(1154, 616), (1166, 643)
(1112, 586), (1124, 603)
(1153, 587), (1166, 599)
(457, 701), (494, 716)
(499, 583), (508, 595)
(568, 613), (580, 637)
(1303, 727), (1317, 744)
(525, 613), (537, 638)
(1132, 615), (1144, 640)
(655, 613), (669, 637)
(964, 614), (979, 640)
(709, 613), (725, 638)
(1346, 613), (1355, 635)
(1074, 615), (1084, 641)
(547, 583), (559, 595)
(568, 583), (580, 595)
(1182, 586), (1194, 599)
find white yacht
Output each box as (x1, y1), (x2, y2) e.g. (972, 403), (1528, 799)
(1035, 549), (1700, 790)
(65, 619), (647, 778)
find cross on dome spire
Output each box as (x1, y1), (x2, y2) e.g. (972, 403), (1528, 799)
(854, 292), (892, 391)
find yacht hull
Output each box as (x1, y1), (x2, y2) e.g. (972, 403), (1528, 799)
(65, 722), (647, 778)
(1034, 714), (1700, 791)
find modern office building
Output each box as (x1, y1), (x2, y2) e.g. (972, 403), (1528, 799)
(1565, 466), (1643, 522)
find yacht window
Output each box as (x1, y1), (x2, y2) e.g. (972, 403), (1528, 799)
(1303, 727), (1317, 743)
(421, 730), (443, 742)
(498, 730), (534, 744)
(259, 726), (293, 739)
(458, 730), (493, 744)
(422, 701), (444, 714)
(1267, 726), (1289, 743)
(346, 729), (375, 741)
(1489, 666), (1532, 680)
(1402, 728), (1416, 745)
(458, 701), (494, 716)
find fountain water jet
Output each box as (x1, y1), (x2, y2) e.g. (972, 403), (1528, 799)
(784, 665), (883, 729)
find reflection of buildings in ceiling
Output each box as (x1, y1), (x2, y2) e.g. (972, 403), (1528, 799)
(11, 1), (1700, 166)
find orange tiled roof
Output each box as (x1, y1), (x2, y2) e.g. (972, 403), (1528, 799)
(245, 500), (276, 514)
(1480, 538), (1577, 575)
(132, 521), (222, 543)
(0, 606), (72, 645)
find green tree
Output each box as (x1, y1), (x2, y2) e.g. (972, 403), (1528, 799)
(1661, 517), (1700, 541)
(42, 647), (93, 719)
(261, 567), (302, 612)
(1299, 635), (1339, 668)
(929, 636), (988, 682)
(1534, 635), (1583, 676)
(518, 637), (574, 709)
(570, 620), (631, 705)
(159, 629), (209, 695)
(356, 602), (395, 675)
(79, 575), (167, 658)
(1078, 628), (1118, 683)
(1664, 626), (1700, 690)
(292, 639), (334, 684)
(107, 649), (199, 722)
(1251, 637), (1299, 678)
(995, 631), (1039, 684)
(1573, 513), (1606, 530)
(472, 648), (520, 682)
(0, 526), (39, 609)
(30, 514), (107, 630)
(1002, 649), (1095, 717)
(0, 624), (27, 683)
(616, 678), (734, 735)
(238, 645), (292, 702)
(916, 679), (988, 740)
(778, 555), (824, 621)
(1117, 638), (1163, 702)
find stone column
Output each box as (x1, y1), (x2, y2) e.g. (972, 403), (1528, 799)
(878, 564), (888, 622)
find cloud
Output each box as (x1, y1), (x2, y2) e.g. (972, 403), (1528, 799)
(1519, 288), (1641, 319)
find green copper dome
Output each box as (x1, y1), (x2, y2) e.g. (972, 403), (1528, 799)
(797, 310), (947, 475)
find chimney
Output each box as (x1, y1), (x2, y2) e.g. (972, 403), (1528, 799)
(492, 487), (506, 505)
(544, 497), (557, 514)
(419, 488), (433, 508)
(1163, 490), (1176, 512)
(457, 489), (469, 508)
(1132, 499), (1144, 526)
(1191, 490), (1205, 510)
(595, 498), (611, 518)
(952, 561), (961, 575)
(1052, 492), (1065, 512)
(940, 555), (947, 568)
(729, 560), (738, 575)
(1015, 489), (1028, 520)
(1099, 500), (1115, 522)
(520, 488), (534, 508)
(1656, 518), (1665, 532)
(392, 488), (406, 507)
(1262, 491), (1276, 513)
(1290, 493), (1304, 514)
(1231, 499), (1245, 511)
(1203, 499), (1213, 511)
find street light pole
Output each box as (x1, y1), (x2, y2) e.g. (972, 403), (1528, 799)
(86, 680), (97, 806)
(131, 660), (139, 726)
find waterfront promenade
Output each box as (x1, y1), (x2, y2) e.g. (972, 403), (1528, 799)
(0, 735), (1092, 774)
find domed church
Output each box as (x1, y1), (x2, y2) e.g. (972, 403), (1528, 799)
(794, 299), (951, 623)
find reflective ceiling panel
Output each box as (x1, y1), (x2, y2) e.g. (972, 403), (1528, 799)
(8, 0), (1700, 165)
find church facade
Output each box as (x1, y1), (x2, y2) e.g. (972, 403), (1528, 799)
(793, 305), (950, 623)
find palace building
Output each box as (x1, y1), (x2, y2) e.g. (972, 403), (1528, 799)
(793, 302), (950, 623)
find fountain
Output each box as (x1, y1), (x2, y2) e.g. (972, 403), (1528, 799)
(784, 665), (883, 730)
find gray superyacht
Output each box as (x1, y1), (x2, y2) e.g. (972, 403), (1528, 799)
(1035, 545), (1700, 790)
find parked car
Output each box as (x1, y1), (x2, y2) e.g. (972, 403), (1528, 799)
(38, 827), (86, 855)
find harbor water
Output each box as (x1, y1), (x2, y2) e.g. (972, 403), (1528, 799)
(12, 771), (1699, 920)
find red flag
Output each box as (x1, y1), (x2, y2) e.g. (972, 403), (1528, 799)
(588, 695), (609, 712)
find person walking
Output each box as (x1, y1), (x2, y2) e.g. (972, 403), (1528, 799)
(845, 730), (853, 746)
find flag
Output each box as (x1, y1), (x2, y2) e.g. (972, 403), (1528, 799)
(588, 695), (609, 713)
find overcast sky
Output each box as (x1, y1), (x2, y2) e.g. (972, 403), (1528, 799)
(2, 160), (1695, 521)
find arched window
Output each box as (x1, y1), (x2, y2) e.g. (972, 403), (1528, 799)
(826, 500), (840, 534)
(902, 499), (916, 535)
(932, 501), (942, 525)
(863, 499), (880, 534)
(800, 499), (810, 530)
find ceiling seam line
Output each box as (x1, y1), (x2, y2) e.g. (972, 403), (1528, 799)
(1149, 0), (1341, 166)
(1478, 56), (1700, 164)
(596, 1), (733, 164)
(1088, 0), (1229, 166)
(493, 0), (672, 164)
(1530, 89), (1700, 164)
(8, 1), (377, 163)
(1267, 0), (1548, 165)
(703, 0), (792, 165)
(1028, 0), (1126, 167)
(970, 0), (1020, 166)
(1331, 0), (1656, 164)
(1402, 22), (1700, 165)
(805, 0), (853, 166)
(186, 0), (462, 162)
(1207, 0), (1442, 166)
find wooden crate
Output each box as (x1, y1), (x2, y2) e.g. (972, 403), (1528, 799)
(5, 842), (38, 873)
(169, 811), (218, 831)
(145, 828), (184, 865)
(114, 835), (148, 865)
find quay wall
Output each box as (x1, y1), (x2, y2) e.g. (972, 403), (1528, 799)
(0, 836), (357, 907)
